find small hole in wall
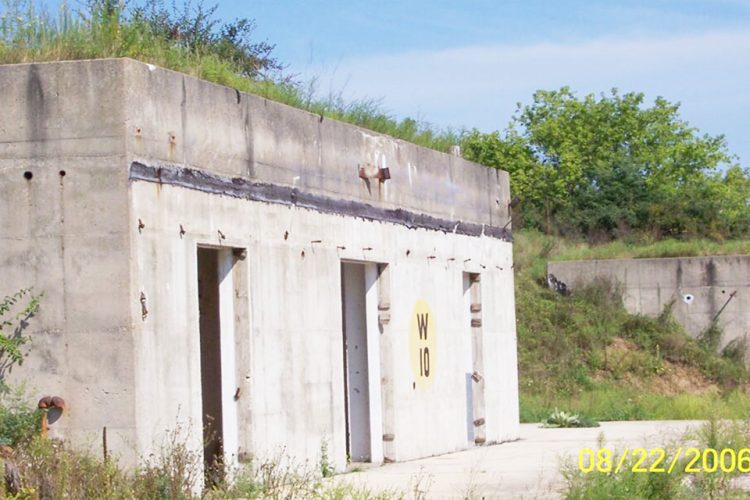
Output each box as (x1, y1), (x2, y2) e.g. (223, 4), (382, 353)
(23, 171), (33, 180)
(722, 290), (726, 294)
(406, 249), (411, 256)
(59, 170), (66, 177)
(412, 382), (416, 390)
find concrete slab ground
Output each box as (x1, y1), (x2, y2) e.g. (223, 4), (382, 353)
(335, 420), (703, 499)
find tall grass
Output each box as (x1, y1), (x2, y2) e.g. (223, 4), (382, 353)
(522, 387), (750, 423)
(563, 419), (750, 499)
(0, 0), (460, 151)
(552, 236), (750, 262)
(1, 435), (393, 498)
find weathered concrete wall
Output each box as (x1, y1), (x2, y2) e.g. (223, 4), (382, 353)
(130, 182), (518, 468)
(121, 61), (510, 230)
(548, 256), (750, 349)
(0, 60), (135, 459)
(1, 58), (519, 472)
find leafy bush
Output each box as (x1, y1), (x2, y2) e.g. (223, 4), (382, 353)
(0, 288), (41, 391)
(0, 389), (40, 446)
(722, 336), (748, 365)
(462, 88), (749, 241)
(698, 323), (723, 351)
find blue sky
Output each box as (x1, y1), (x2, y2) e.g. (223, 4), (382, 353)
(210, 0), (750, 164)
(37, 1), (750, 164)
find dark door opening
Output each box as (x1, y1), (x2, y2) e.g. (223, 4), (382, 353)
(341, 262), (372, 462)
(197, 248), (224, 478)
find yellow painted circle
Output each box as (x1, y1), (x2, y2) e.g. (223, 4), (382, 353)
(409, 299), (436, 389)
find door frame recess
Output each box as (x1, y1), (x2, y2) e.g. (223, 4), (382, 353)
(196, 245), (242, 476)
(340, 260), (385, 464)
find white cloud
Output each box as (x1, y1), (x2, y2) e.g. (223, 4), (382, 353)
(305, 30), (750, 161)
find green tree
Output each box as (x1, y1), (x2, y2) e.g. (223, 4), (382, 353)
(462, 87), (746, 240)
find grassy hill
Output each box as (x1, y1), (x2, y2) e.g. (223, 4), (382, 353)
(514, 230), (750, 423)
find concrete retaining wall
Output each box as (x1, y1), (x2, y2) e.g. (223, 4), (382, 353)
(547, 256), (750, 349)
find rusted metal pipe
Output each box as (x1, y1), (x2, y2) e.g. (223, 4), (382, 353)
(712, 290), (737, 324)
(37, 396), (66, 439)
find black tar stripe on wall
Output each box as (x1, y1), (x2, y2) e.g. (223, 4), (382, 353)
(128, 161), (512, 242)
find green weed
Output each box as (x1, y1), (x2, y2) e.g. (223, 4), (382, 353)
(552, 237), (750, 262)
(542, 408), (599, 428)
(0, 388), (41, 446)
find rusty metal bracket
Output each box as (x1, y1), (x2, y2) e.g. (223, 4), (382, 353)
(358, 163), (391, 181)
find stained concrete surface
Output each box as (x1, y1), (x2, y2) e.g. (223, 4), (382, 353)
(548, 257), (750, 351)
(336, 420), (702, 499)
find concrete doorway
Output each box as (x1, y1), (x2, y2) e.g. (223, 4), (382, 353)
(197, 247), (240, 479)
(341, 262), (383, 463)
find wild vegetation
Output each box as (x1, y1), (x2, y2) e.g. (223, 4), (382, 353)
(515, 230), (750, 424)
(552, 237), (750, 262)
(0, 415), (390, 498)
(463, 89), (750, 241)
(0, 288), (41, 395)
(563, 419), (750, 499)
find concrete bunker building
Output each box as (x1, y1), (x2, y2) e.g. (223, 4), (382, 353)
(0, 59), (519, 470)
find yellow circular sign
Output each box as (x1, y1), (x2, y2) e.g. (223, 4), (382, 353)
(409, 299), (436, 389)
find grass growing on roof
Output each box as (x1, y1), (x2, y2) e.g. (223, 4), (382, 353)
(0, 0), (460, 152)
